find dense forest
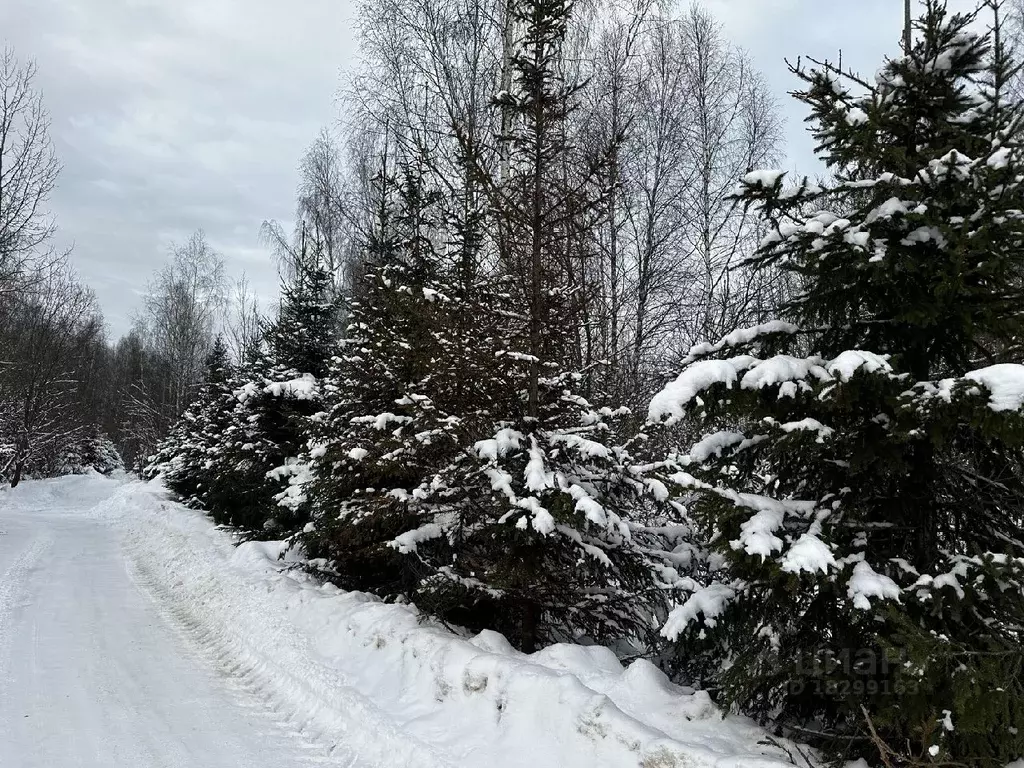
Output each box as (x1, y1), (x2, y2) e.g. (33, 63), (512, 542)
(5, 0), (1024, 764)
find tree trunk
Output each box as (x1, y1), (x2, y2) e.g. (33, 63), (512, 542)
(11, 459), (25, 488)
(904, 0), (912, 53)
(528, 26), (545, 420)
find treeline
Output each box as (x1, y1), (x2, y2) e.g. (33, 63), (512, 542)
(149, 1), (1024, 765)
(0, 48), (118, 483)
(0, 237), (230, 484)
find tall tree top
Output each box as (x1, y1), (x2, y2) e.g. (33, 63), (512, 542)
(735, 0), (1024, 379)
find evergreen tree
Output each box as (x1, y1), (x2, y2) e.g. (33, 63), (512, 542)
(399, 368), (685, 652)
(298, 155), (456, 596)
(369, 0), (681, 653)
(67, 426), (124, 476)
(151, 251), (342, 536)
(648, 4), (1024, 763)
(145, 336), (236, 517)
(214, 251), (340, 535)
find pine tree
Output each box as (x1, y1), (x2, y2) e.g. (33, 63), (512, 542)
(648, 3), (1024, 763)
(299, 265), (446, 595)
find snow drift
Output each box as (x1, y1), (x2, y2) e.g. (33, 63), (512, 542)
(96, 477), (800, 768)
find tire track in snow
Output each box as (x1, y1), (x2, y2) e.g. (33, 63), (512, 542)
(0, 534), (54, 669)
(120, 511), (455, 768)
(124, 547), (354, 767)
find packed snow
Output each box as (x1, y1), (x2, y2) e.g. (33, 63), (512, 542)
(0, 475), (343, 768)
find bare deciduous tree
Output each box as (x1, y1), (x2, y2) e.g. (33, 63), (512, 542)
(324, 0), (786, 406)
(0, 265), (102, 485)
(1003, 0), (1024, 100)
(0, 47), (61, 294)
(225, 272), (264, 364)
(579, 4), (785, 403)
(127, 231), (227, 461)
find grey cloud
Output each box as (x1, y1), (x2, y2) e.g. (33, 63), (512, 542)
(2, 0), (358, 336)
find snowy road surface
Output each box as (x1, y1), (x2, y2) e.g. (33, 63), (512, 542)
(0, 475), (799, 768)
(0, 476), (344, 768)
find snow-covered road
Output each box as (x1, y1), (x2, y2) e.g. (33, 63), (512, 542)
(0, 476), (343, 768)
(0, 474), (800, 768)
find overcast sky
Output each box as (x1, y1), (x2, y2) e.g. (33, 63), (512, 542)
(2, 0), (979, 338)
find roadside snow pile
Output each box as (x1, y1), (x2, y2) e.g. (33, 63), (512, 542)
(107, 478), (801, 768)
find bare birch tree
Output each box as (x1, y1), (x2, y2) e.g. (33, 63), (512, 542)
(578, 4), (784, 402)
(224, 272), (264, 364)
(126, 230), (227, 461)
(332, 0), (784, 405)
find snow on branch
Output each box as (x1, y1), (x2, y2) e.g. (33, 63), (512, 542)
(649, 350), (893, 424)
(683, 320), (800, 364)
(661, 583), (737, 640)
(910, 363), (1024, 413)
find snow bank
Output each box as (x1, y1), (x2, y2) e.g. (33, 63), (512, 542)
(103, 478), (800, 768)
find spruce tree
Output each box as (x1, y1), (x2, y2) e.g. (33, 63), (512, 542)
(648, 3), (1024, 763)
(153, 252), (341, 535)
(146, 335), (235, 516)
(214, 250), (340, 535)
(297, 155), (452, 595)
(378, 0), (682, 653)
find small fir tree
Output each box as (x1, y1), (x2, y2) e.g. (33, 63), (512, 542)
(145, 335), (235, 513)
(216, 251), (341, 535)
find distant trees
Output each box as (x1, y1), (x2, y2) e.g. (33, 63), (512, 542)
(581, 4), (785, 403)
(262, 130), (359, 298)
(2, 227), (231, 478)
(147, 247), (342, 533)
(0, 47), (122, 485)
(116, 231), (227, 467)
(224, 273), (263, 364)
(137, 231), (227, 415)
(1009, 0), (1024, 99)
(0, 265), (107, 485)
